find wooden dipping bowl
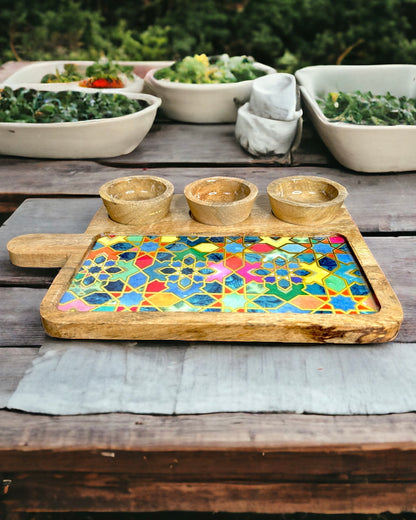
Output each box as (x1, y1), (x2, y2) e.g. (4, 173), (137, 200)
(184, 176), (258, 226)
(267, 175), (348, 225)
(99, 175), (174, 225)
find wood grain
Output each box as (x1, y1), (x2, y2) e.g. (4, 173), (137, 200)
(3, 444), (416, 479)
(0, 198), (102, 286)
(2, 474), (416, 514)
(1, 60), (415, 516)
(0, 163), (415, 232)
(0, 348), (38, 407)
(1, 409), (416, 451)
(1, 205), (414, 343)
(7, 196), (403, 343)
(101, 121), (292, 166)
(100, 111), (330, 167)
(0, 288), (47, 347)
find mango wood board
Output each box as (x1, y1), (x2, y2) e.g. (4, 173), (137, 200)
(7, 195), (402, 343)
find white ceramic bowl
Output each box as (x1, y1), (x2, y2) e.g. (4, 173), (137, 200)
(0, 87), (161, 159)
(144, 62), (276, 123)
(295, 64), (416, 173)
(4, 60), (143, 93)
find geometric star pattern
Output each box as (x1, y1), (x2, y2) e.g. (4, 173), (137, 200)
(58, 234), (379, 314)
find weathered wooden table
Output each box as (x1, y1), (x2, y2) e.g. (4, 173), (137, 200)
(1, 61), (416, 518)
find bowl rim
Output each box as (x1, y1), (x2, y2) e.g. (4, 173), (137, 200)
(267, 175), (348, 208)
(144, 62), (276, 91)
(0, 89), (161, 128)
(99, 175), (174, 206)
(3, 59), (144, 88)
(184, 176), (258, 207)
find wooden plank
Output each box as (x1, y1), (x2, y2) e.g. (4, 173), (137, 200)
(2, 394), (416, 515)
(0, 348), (38, 407)
(2, 443), (416, 480)
(0, 288), (47, 346)
(100, 121), (298, 166)
(99, 115), (328, 168)
(2, 475), (416, 514)
(0, 283), (405, 348)
(104, 122), (279, 165)
(98, 116), (330, 167)
(0, 198), (102, 286)
(7, 197), (402, 343)
(0, 164), (415, 232)
(0, 122), (292, 168)
(292, 119), (333, 166)
(369, 236), (416, 342)
(1, 409), (416, 451)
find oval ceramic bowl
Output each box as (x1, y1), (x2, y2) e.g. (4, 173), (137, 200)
(144, 63), (275, 123)
(3, 60), (143, 93)
(267, 175), (348, 225)
(295, 64), (416, 172)
(184, 176), (258, 225)
(0, 88), (161, 159)
(99, 175), (174, 225)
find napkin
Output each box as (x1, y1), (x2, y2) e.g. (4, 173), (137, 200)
(7, 339), (416, 415)
(235, 72), (303, 156)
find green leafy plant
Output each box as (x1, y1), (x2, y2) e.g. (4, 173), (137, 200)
(41, 63), (83, 84)
(41, 60), (135, 88)
(154, 54), (266, 84)
(318, 90), (416, 125)
(85, 61), (133, 80)
(0, 87), (148, 123)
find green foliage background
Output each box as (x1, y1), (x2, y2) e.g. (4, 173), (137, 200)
(1, 0), (416, 72)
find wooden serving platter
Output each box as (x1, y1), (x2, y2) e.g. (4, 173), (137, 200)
(7, 195), (402, 343)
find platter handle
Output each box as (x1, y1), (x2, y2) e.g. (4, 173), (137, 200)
(7, 233), (91, 268)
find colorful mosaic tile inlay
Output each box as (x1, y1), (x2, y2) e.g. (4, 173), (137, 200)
(58, 235), (379, 314)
